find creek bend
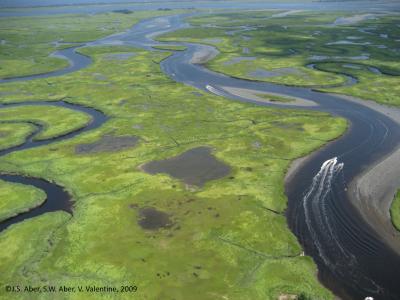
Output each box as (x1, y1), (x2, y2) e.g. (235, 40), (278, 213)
(0, 100), (107, 232)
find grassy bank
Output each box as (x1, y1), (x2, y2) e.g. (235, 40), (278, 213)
(391, 191), (400, 231)
(0, 104), (92, 140)
(0, 122), (35, 150)
(0, 179), (46, 222)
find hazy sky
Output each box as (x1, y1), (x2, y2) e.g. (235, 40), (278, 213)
(2, 0), (399, 9)
(2, 0), (219, 8)
(1, 0), (400, 17)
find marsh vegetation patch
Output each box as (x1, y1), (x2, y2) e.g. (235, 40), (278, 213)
(75, 135), (139, 154)
(0, 131), (9, 138)
(142, 147), (231, 187)
(137, 207), (173, 230)
(248, 67), (302, 79)
(223, 56), (256, 65)
(104, 53), (136, 60)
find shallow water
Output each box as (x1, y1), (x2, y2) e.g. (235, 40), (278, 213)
(142, 146), (231, 187)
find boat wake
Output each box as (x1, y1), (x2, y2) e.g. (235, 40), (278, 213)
(303, 157), (345, 266)
(303, 158), (385, 297)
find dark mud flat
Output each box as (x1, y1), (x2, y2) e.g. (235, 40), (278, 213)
(137, 207), (173, 230)
(142, 146), (231, 187)
(75, 135), (139, 154)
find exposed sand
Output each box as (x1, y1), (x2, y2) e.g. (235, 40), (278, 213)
(285, 93), (400, 253)
(326, 40), (371, 46)
(333, 14), (377, 26)
(271, 10), (303, 18)
(339, 95), (400, 251)
(190, 45), (219, 64)
(221, 86), (317, 107)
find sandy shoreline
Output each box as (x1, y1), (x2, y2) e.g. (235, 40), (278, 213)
(190, 44), (219, 64)
(221, 86), (317, 107)
(285, 93), (400, 253)
(339, 95), (400, 251)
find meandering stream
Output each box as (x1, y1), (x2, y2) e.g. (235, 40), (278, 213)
(0, 101), (107, 231)
(1, 12), (400, 300)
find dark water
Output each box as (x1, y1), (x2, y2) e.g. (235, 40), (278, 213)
(142, 146), (231, 187)
(1, 10), (400, 299)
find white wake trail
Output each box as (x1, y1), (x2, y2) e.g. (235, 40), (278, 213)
(303, 157), (346, 267)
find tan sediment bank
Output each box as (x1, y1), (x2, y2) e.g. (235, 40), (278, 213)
(339, 95), (400, 252)
(190, 44), (219, 64)
(220, 86), (317, 107)
(285, 93), (400, 254)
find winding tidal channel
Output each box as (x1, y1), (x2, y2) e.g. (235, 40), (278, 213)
(1, 12), (400, 300)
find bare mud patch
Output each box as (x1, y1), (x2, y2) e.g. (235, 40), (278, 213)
(141, 146), (231, 187)
(137, 207), (173, 230)
(221, 86), (316, 107)
(190, 45), (219, 64)
(75, 135), (139, 154)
